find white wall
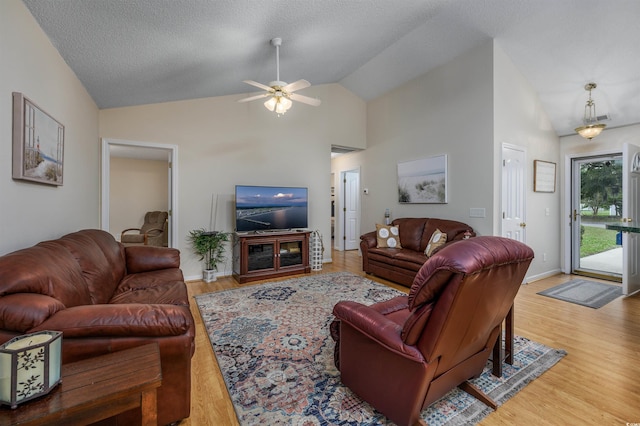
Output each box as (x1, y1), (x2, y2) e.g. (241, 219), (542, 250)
(333, 41), (495, 241)
(109, 157), (169, 241)
(332, 41), (563, 282)
(99, 84), (366, 278)
(493, 41), (561, 280)
(0, 0), (100, 255)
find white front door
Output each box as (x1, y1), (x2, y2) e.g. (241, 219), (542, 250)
(501, 144), (526, 242)
(622, 143), (640, 295)
(343, 170), (360, 250)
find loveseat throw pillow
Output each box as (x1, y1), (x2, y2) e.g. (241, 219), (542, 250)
(425, 228), (447, 257)
(376, 224), (402, 248)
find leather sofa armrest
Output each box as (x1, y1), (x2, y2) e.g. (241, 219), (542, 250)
(29, 304), (193, 338)
(333, 301), (424, 362)
(360, 231), (377, 249)
(0, 293), (65, 332)
(125, 245), (180, 273)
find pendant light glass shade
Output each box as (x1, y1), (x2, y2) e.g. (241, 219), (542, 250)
(575, 83), (606, 140)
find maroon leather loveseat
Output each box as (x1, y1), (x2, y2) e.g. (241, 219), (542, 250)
(360, 217), (475, 286)
(0, 229), (195, 425)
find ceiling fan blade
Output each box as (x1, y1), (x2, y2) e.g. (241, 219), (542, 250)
(243, 80), (274, 92)
(282, 79), (310, 93)
(290, 93), (321, 107)
(238, 93), (269, 103)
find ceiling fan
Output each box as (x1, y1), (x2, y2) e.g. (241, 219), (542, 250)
(238, 37), (321, 115)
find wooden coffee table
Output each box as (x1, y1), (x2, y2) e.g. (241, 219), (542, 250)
(0, 343), (162, 426)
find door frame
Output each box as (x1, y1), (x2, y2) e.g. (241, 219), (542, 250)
(335, 167), (361, 251)
(101, 138), (179, 248)
(501, 143), (527, 242)
(562, 148), (619, 274)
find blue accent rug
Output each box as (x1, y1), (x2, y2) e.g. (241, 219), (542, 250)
(195, 272), (566, 425)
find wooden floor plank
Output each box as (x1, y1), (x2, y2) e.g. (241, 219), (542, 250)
(181, 249), (640, 425)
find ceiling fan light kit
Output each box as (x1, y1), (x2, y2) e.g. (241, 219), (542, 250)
(238, 37), (321, 116)
(575, 82), (606, 140)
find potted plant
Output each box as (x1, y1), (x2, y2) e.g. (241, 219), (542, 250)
(187, 228), (230, 282)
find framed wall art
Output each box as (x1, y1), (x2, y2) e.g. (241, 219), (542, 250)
(398, 154), (447, 203)
(533, 160), (556, 193)
(12, 92), (64, 186)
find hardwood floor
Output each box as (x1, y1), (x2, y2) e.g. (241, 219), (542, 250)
(181, 249), (640, 425)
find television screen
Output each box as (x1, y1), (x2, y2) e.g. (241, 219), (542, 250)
(235, 185), (308, 232)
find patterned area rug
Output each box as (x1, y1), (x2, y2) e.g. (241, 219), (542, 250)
(195, 272), (566, 425)
(537, 278), (621, 308)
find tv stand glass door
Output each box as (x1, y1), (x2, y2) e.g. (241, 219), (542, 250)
(247, 242), (275, 272)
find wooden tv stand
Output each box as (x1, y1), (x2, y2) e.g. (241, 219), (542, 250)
(232, 230), (311, 283)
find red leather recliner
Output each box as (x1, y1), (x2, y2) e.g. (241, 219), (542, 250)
(331, 236), (534, 426)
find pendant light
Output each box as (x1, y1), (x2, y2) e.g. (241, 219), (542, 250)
(575, 82), (606, 140)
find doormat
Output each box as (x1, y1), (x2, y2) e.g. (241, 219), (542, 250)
(537, 278), (621, 308)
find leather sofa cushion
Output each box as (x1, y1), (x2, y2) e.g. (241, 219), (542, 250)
(391, 218), (426, 251)
(420, 218), (472, 252)
(29, 304), (193, 337)
(117, 268), (184, 291)
(0, 293), (65, 332)
(110, 280), (189, 306)
(125, 245), (180, 273)
(55, 230), (127, 304)
(367, 248), (427, 268)
(0, 243), (92, 307)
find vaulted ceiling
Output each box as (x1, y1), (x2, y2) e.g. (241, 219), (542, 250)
(23, 0), (640, 137)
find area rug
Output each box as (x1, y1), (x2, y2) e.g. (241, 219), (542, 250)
(537, 278), (621, 308)
(195, 272), (566, 425)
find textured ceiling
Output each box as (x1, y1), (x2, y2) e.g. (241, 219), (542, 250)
(22, 0), (640, 137)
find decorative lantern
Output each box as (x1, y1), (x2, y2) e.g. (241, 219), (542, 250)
(0, 330), (62, 408)
(310, 230), (324, 271)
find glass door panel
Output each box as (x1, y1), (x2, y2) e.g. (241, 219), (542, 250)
(279, 240), (303, 268)
(247, 242), (274, 272)
(571, 155), (623, 279)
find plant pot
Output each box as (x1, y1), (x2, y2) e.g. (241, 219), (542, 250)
(203, 269), (217, 283)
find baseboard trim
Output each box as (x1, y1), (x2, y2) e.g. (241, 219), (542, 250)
(525, 268), (562, 284)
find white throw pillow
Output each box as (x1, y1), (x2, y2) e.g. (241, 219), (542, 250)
(376, 224), (402, 248)
(425, 228), (447, 257)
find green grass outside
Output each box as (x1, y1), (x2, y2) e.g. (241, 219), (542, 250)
(581, 225), (620, 257)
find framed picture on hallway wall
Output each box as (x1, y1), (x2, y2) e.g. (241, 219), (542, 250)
(398, 154), (448, 203)
(12, 92), (65, 186)
(533, 160), (556, 193)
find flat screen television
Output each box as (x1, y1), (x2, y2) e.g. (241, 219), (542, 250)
(235, 185), (308, 232)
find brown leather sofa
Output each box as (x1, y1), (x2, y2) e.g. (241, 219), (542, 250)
(332, 236), (534, 425)
(360, 217), (475, 286)
(0, 229), (194, 425)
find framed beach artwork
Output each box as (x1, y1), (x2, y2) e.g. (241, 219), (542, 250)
(398, 154), (447, 203)
(12, 92), (64, 186)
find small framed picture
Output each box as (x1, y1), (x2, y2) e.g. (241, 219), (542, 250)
(534, 160), (556, 193)
(12, 92), (64, 186)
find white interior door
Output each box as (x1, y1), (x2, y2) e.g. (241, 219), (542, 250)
(501, 144), (526, 242)
(343, 170), (360, 250)
(622, 143), (640, 295)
